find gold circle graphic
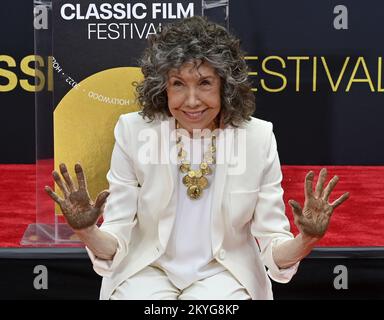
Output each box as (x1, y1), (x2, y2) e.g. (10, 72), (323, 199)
(54, 67), (143, 214)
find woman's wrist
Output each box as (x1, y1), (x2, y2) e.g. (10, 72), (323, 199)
(73, 224), (98, 237)
(297, 232), (321, 247)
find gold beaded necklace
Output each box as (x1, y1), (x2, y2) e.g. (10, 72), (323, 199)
(176, 120), (217, 200)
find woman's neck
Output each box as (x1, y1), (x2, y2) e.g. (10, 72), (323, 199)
(176, 120), (218, 140)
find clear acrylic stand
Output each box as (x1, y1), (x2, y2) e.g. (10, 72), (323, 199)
(21, 1), (81, 246)
(202, 0), (230, 30)
(21, 1), (219, 246)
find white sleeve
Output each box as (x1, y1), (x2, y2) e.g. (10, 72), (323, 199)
(250, 123), (299, 283)
(86, 115), (139, 277)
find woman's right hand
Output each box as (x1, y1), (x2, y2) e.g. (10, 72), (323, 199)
(44, 163), (110, 231)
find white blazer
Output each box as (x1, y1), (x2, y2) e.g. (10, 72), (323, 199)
(86, 111), (299, 300)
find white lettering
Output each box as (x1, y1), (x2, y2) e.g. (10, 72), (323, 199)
(60, 3), (76, 20)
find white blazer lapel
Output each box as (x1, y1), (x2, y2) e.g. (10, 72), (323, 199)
(158, 116), (178, 250)
(211, 126), (233, 255)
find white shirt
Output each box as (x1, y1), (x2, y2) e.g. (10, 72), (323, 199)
(153, 132), (226, 290)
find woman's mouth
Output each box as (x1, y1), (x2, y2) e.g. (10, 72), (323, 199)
(182, 109), (207, 121)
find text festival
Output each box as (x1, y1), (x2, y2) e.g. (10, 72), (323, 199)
(60, 2), (195, 40)
(2, 55), (384, 93)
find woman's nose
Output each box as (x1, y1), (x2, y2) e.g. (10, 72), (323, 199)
(185, 88), (201, 108)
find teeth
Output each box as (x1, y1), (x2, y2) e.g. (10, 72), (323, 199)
(184, 111), (204, 118)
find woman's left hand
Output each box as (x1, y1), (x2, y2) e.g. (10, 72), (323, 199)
(288, 168), (349, 241)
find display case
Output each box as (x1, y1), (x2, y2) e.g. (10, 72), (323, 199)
(22, 0), (227, 246)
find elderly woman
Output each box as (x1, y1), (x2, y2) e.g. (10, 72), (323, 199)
(45, 16), (349, 300)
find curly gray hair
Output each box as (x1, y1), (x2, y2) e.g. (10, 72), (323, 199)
(134, 15), (255, 127)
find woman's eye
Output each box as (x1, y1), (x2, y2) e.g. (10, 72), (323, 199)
(173, 81), (183, 86)
(200, 80), (211, 86)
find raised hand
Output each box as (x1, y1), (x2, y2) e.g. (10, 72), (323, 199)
(288, 168), (349, 239)
(44, 163), (110, 230)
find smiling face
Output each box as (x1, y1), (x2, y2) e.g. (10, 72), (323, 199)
(166, 60), (222, 134)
